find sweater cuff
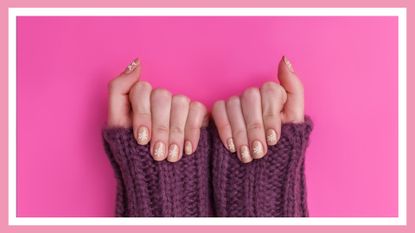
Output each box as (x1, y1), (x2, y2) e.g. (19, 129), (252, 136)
(102, 126), (213, 217)
(210, 115), (313, 217)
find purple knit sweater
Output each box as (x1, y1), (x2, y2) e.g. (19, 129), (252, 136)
(102, 116), (313, 217)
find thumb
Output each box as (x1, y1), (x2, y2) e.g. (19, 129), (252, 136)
(113, 58), (141, 95)
(107, 58), (141, 127)
(277, 56), (304, 123)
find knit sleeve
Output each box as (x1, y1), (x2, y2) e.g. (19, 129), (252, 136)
(210, 116), (313, 217)
(101, 126), (213, 217)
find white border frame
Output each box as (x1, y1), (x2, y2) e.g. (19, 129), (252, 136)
(8, 8), (407, 226)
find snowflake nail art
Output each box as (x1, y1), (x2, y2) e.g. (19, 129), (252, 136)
(252, 141), (264, 157)
(137, 127), (149, 145)
(154, 142), (165, 159)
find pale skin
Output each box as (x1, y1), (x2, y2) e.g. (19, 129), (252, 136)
(107, 56), (304, 163)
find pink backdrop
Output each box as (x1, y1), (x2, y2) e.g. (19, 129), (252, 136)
(16, 16), (398, 217)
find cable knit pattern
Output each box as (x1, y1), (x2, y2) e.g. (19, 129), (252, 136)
(102, 126), (213, 217)
(102, 116), (313, 217)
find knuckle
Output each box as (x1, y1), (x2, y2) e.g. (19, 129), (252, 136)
(234, 128), (247, 139)
(275, 85), (288, 103)
(220, 123), (232, 133)
(139, 81), (152, 90)
(132, 81), (152, 93)
(134, 112), (151, 121)
(170, 125), (184, 135)
(226, 96), (240, 106)
(186, 122), (200, 132)
(154, 125), (169, 134)
(152, 88), (172, 98)
(247, 122), (263, 132)
(262, 112), (276, 121)
(173, 95), (191, 106)
(241, 87), (260, 99)
(274, 84), (286, 96)
(261, 81), (277, 91)
(212, 100), (225, 111)
(262, 83), (287, 104)
(190, 101), (207, 112)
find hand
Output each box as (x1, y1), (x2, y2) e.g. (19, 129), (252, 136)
(107, 58), (209, 162)
(212, 56), (304, 163)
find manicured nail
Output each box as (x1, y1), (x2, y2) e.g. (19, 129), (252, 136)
(240, 145), (252, 163)
(125, 58), (139, 74)
(184, 140), (193, 155)
(252, 140), (264, 159)
(137, 126), (149, 145)
(266, 129), (278, 145)
(283, 56), (294, 72)
(227, 138), (236, 153)
(168, 144), (179, 162)
(153, 141), (166, 160)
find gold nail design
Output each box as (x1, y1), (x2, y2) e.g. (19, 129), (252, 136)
(154, 141), (165, 159)
(137, 126), (149, 145)
(168, 144), (179, 161)
(184, 141), (193, 155)
(227, 138), (236, 153)
(252, 140), (264, 158)
(240, 145), (252, 163)
(125, 58), (139, 74)
(283, 56), (294, 72)
(266, 129), (278, 145)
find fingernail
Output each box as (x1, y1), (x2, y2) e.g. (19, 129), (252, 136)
(283, 56), (294, 72)
(252, 140), (264, 159)
(153, 141), (166, 160)
(168, 144), (179, 162)
(125, 58), (139, 74)
(184, 140), (193, 155)
(137, 126), (149, 145)
(227, 138), (236, 153)
(266, 129), (278, 145)
(240, 145), (252, 163)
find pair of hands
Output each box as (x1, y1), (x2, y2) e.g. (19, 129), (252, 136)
(107, 56), (304, 163)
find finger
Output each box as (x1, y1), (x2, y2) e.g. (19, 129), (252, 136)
(212, 100), (236, 153)
(278, 56), (304, 123)
(107, 58), (141, 127)
(184, 101), (208, 155)
(150, 88), (172, 161)
(167, 95), (191, 162)
(240, 87), (267, 159)
(226, 96), (252, 163)
(129, 81), (152, 145)
(260, 81), (287, 146)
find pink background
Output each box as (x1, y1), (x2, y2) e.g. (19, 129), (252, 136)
(16, 16), (398, 217)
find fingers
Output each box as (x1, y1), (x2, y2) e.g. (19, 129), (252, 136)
(278, 56), (304, 123)
(260, 81), (287, 146)
(240, 87), (267, 159)
(167, 95), (191, 162)
(213, 81), (289, 163)
(212, 100), (236, 153)
(129, 81), (152, 145)
(184, 101), (208, 155)
(107, 58), (141, 128)
(226, 96), (252, 163)
(150, 88), (172, 161)
(133, 83), (206, 162)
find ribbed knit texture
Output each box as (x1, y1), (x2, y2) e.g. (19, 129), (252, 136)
(102, 116), (313, 217)
(211, 116), (313, 217)
(102, 126), (213, 217)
